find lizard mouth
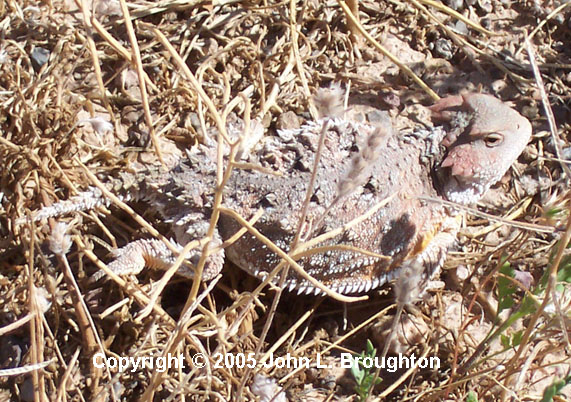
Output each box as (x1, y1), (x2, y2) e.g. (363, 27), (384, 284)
(441, 173), (486, 205)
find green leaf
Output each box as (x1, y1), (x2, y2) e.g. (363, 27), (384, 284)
(500, 334), (510, 349)
(557, 255), (571, 283)
(466, 390), (479, 402)
(511, 330), (523, 347)
(519, 294), (538, 316)
(497, 262), (516, 314)
(545, 208), (562, 219)
(351, 340), (382, 401)
(350, 357), (363, 383)
(539, 249), (571, 290)
(540, 375), (571, 402)
(366, 339), (376, 356)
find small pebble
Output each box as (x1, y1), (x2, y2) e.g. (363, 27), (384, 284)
(455, 265), (470, 281)
(477, 0), (493, 13)
(553, 13), (564, 25)
(321, 375), (337, 390)
(521, 104), (539, 120)
(433, 38), (454, 60)
(188, 112), (201, 131)
(491, 79), (507, 94)
(30, 47), (50, 71)
(276, 110), (301, 130)
(276, 128), (294, 142)
(454, 20), (469, 35)
(379, 92), (401, 109)
(367, 109), (391, 125)
(513, 270), (534, 290)
(446, 0), (464, 10)
(481, 18), (492, 30)
(20, 378), (35, 402)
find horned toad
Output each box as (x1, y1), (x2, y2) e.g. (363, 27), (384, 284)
(25, 92), (532, 295)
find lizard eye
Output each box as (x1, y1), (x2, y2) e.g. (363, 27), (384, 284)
(484, 133), (503, 147)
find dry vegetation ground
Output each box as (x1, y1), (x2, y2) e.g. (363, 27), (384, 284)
(0, 0), (570, 400)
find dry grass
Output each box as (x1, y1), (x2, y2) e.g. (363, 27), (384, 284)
(0, 0), (570, 401)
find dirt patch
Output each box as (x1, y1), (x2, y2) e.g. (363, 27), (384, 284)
(0, 0), (569, 400)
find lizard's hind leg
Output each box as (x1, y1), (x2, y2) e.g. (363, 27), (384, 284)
(91, 232), (224, 282)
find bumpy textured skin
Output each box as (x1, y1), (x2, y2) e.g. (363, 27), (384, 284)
(219, 121), (452, 294)
(28, 93), (532, 295)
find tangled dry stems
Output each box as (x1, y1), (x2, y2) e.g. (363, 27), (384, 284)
(0, 0), (569, 400)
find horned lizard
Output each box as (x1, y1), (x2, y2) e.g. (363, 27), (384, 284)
(24, 91), (532, 295)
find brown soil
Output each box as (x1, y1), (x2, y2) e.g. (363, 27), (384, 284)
(0, 0), (569, 401)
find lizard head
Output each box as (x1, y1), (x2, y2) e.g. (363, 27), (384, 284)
(430, 93), (532, 205)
